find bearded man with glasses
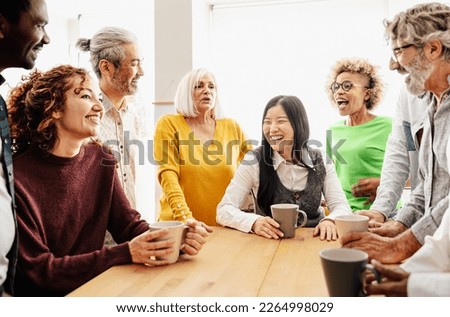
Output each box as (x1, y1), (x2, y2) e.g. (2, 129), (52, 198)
(340, 3), (450, 296)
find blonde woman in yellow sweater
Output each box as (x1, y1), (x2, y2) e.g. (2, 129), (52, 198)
(154, 68), (252, 226)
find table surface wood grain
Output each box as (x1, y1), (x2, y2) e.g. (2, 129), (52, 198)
(68, 226), (339, 297)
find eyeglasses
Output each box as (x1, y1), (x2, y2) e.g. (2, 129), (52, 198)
(392, 43), (414, 62)
(330, 80), (368, 93)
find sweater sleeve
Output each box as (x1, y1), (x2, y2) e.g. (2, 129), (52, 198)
(235, 120), (254, 162)
(15, 193), (133, 295)
(108, 170), (150, 243)
(154, 116), (193, 221)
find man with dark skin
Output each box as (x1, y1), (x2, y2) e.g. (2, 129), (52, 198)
(0, 0), (50, 296)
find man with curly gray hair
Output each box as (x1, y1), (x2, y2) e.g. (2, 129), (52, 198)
(342, 3), (450, 295)
(326, 58), (392, 211)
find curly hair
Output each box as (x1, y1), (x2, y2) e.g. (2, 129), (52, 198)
(7, 64), (89, 154)
(384, 3), (450, 63)
(325, 58), (384, 110)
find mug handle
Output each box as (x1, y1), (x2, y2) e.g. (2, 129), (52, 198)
(179, 225), (190, 254)
(360, 263), (381, 296)
(295, 209), (308, 228)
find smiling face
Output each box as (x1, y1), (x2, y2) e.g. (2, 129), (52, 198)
(1, 0), (50, 70)
(110, 43), (144, 96)
(333, 72), (370, 117)
(193, 74), (216, 114)
(403, 53), (433, 96)
(53, 75), (104, 142)
(263, 104), (294, 160)
(395, 46), (434, 96)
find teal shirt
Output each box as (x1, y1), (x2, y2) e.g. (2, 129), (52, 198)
(327, 116), (393, 211)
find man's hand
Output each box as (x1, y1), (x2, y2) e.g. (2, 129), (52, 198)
(356, 209), (386, 224)
(341, 230), (420, 264)
(365, 259), (409, 297)
(370, 220), (407, 237)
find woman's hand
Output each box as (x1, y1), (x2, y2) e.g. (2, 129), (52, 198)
(351, 177), (380, 205)
(313, 219), (338, 241)
(252, 216), (284, 239)
(129, 229), (175, 266)
(181, 220), (211, 256)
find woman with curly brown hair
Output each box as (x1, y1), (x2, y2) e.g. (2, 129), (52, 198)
(325, 58), (392, 211)
(8, 65), (208, 296)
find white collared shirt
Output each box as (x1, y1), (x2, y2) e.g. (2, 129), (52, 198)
(217, 150), (351, 232)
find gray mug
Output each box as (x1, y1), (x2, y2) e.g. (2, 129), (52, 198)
(271, 203), (307, 238)
(320, 248), (380, 297)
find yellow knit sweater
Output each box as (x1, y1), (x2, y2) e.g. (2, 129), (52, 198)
(154, 114), (252, 225)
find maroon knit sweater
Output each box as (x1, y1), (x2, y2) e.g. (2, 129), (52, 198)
(13, 144), (149, 296)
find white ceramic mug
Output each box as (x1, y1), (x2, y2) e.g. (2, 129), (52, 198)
(148, 221), (188, 264)
(334, 214), (369, 238)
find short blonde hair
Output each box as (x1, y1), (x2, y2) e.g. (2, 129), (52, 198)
(174, 68), (223, 118)
(325, 58), (384, 110)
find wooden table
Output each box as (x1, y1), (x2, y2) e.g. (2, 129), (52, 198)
(68, 227), (339, 297)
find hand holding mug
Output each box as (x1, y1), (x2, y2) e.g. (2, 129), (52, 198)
(252, 216), (284, 239)
(129, 228), (175, 266)
(271, 203), (308, 238)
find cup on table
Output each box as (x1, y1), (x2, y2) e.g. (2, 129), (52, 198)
(334, 214), (369, 238)
(270, 203), (307, 238)
(149, 221), (188, 264)
(320, 248), (380, 297)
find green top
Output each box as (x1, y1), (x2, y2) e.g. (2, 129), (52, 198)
(327, 116), (393, 211)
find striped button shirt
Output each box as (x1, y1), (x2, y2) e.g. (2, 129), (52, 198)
(98, 92), (149, 209)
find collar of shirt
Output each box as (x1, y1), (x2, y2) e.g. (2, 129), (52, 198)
(100, 91), (129, 113)
(441, 77), (450, 103)
(272, 149), (314, 170)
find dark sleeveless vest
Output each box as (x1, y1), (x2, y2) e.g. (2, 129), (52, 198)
(255, 147), (327, 227)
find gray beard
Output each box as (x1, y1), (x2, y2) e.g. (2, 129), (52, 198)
(404, 54), (433, 96)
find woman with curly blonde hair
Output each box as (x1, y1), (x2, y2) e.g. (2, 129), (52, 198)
(325, 58), (392, 211)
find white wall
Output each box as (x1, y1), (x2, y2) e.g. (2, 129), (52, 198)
(2, 0), (157, 222)
(208, 0), (442, 146)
